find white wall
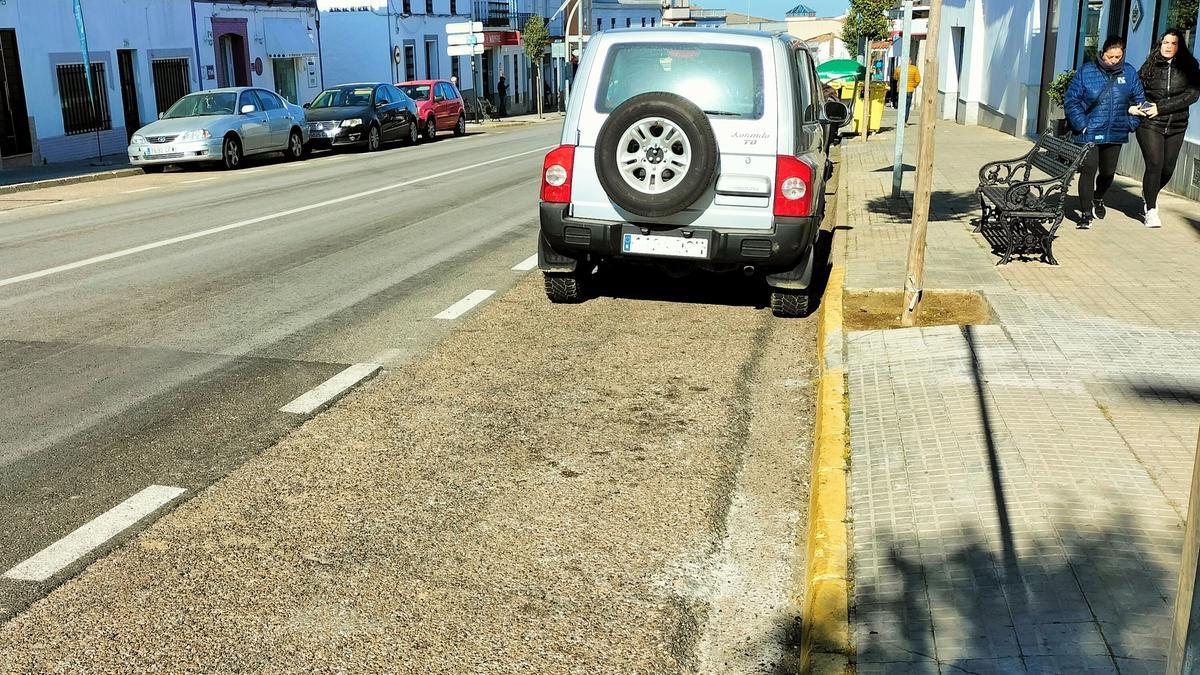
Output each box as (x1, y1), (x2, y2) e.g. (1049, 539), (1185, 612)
(0, 0), (198, 162)
(938, 0), (1045, 135)
(193, 3), (322, 106)
(320, 5), (468, 93)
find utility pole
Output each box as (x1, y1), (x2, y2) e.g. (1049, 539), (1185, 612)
(899, 0), (942, 327)
(891, 0), (913, 198)
(1168, 427), (1200, 675)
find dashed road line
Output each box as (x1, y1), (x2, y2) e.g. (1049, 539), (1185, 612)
(0, 145), (554, 289)
(181, 177), (219, 184)
(121, 186), (161, 194)
(434, 290), (495, 320)
(2, 485), (186, 583)
(512, 254), (538, 271)
(279, 363), (382, 416)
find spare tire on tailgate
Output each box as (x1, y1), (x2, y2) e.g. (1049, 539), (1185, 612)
(594, 92), (718, 218)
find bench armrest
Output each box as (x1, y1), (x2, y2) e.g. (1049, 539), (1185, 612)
(1004, 176), (1068, 212)
(979, 156), (1033, 187)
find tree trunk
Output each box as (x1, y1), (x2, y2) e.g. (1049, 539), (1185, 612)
(536, 67), (544, 119)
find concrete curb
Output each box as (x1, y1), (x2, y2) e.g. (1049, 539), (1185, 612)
(0, 168), (143, 197)
(800, 159), (853, 674)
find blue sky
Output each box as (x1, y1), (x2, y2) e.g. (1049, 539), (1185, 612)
(734, 0), (848, 20)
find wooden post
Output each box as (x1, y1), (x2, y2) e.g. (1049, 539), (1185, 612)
(1168, 427), (1200, 674)
(900, 0), (942, 327)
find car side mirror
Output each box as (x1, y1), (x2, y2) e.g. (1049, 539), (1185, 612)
(158, 112), (164, 120)
(823, 100), (850, 128)
(303, 102), (310, 109)
(240, 104), (257, 114)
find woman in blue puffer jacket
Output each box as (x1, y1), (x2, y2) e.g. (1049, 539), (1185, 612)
(1066, 35), (1148, 229)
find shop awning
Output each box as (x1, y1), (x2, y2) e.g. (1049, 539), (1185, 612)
(265, 18), (316, 59)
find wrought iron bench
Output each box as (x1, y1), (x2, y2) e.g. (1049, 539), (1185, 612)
(974, 133), (1092, 265)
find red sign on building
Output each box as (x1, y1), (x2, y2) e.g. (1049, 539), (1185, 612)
(482, 31), (521, 47)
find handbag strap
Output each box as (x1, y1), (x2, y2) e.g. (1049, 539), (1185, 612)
(1084, 72), (1120, 117)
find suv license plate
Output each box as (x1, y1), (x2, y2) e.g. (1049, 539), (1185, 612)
(622, 233), (709, 259)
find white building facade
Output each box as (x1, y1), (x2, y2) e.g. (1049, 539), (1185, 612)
(0, 0), (322, 169)
(936, 0), (1200, 200)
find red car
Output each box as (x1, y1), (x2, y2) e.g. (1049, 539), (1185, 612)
(396, 79), (467, 141)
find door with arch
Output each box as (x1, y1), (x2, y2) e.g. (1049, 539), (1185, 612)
(212, 18), (251, 88)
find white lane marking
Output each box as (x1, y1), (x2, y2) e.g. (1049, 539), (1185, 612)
(434, 290), (495, 320)
(0, 145), (554, 289)
(280, 363), (381, 415)
(121, 186), (161, 194)
(512, 254), (538, 271)
(2, 485), (186, 583)
(182, 177), (219, 184)
(52, 198), (90, 207)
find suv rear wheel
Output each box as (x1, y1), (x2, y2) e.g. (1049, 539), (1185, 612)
(543, 271), (588, 303)
(594, 92), (718, 218)
(770, 288), (812, 318)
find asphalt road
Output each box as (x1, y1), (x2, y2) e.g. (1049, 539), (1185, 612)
(0, 123), (560, 621)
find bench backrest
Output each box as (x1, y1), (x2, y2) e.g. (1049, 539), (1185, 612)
(1028, 134), (1090, 182)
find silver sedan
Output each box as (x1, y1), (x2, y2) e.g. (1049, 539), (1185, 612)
(128, 87), (309, 172)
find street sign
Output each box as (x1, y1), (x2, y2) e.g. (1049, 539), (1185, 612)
(551, 42), (566, 58)
(446, 21), (483, 34)
(447, 44), (485, 56)
(447, 33), (480, 46)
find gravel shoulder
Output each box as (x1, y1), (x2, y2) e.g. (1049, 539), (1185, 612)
(0, 269), (817, 673)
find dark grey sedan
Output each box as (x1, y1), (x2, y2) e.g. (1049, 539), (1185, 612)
(304, 83), (419, 151)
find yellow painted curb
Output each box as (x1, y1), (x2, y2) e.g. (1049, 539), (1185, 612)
(800, 169), (852, 673)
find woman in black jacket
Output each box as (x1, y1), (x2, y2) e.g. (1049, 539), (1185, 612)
(1136, 28), (1200, 228)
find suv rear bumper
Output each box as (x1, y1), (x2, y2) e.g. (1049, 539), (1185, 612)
(539, 203), (819, 271)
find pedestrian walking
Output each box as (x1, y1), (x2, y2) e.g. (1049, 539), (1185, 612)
(891, 58), (921, 124)
(1065, 35), (1148, 229)
(498, 74), (508, 117)
(1135, 28), (1200, 228)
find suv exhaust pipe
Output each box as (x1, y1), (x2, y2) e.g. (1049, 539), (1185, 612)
(742, 265), (756, 277)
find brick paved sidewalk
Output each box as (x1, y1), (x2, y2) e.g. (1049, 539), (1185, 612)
(840, 110), (1200, 673)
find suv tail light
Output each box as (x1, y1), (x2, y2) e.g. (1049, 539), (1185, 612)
(541, 145), (576, 204)
(774, 155), (815, 217)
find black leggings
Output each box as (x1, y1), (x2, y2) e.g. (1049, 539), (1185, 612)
(1136, 127), (1186, 209)
(1078, 143), (1122, 207)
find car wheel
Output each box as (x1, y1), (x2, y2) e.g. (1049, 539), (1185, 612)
(454, 115), (466, 136)
(141, 164), (165, 174)
(770, 288), (812, 318)
(221, 136), (243, 170)
(406, 121), (419, 145)
(594, 92), (718, 218)
(424, 117), (437, 142)
(286, 130), (304, 161)
(543, 271), (588, 303)
(367, 124), (382, 152)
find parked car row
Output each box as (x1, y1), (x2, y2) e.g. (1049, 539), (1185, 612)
(128, 79), (467, 172)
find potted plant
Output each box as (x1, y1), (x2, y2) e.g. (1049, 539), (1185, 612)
(1046, 70), (1075, 137)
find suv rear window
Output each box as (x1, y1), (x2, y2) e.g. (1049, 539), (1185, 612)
(595, 43), (764, 119)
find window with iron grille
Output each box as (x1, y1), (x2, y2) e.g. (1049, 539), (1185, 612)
(626, 17), (631, 27)
(151, 58), (191, 115)
(405, 44), (417, 81)
(597, 17), (602, 30)
(56, 62), (111, 136)
(451, 0), (458, 13)
(426, 0), (433, 13)
(403, 0), (411, 13)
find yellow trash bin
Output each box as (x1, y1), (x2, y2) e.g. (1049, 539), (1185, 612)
(847, 81), (886, 134)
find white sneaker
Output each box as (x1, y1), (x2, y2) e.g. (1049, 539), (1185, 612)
(1145, 208), (1163, 228)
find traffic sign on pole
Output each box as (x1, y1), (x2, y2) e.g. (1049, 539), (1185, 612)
(447, 44), (485, 56)
(447, 33), (481, 46)
(446, 21), (484, 34)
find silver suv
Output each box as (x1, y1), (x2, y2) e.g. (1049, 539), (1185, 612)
(537, 28), (848, 316)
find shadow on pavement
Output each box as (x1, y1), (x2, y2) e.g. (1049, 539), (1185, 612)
(863, 189), (979, 224)
(852, 325), (1176, 671)
(855, 510), (1172, 672)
